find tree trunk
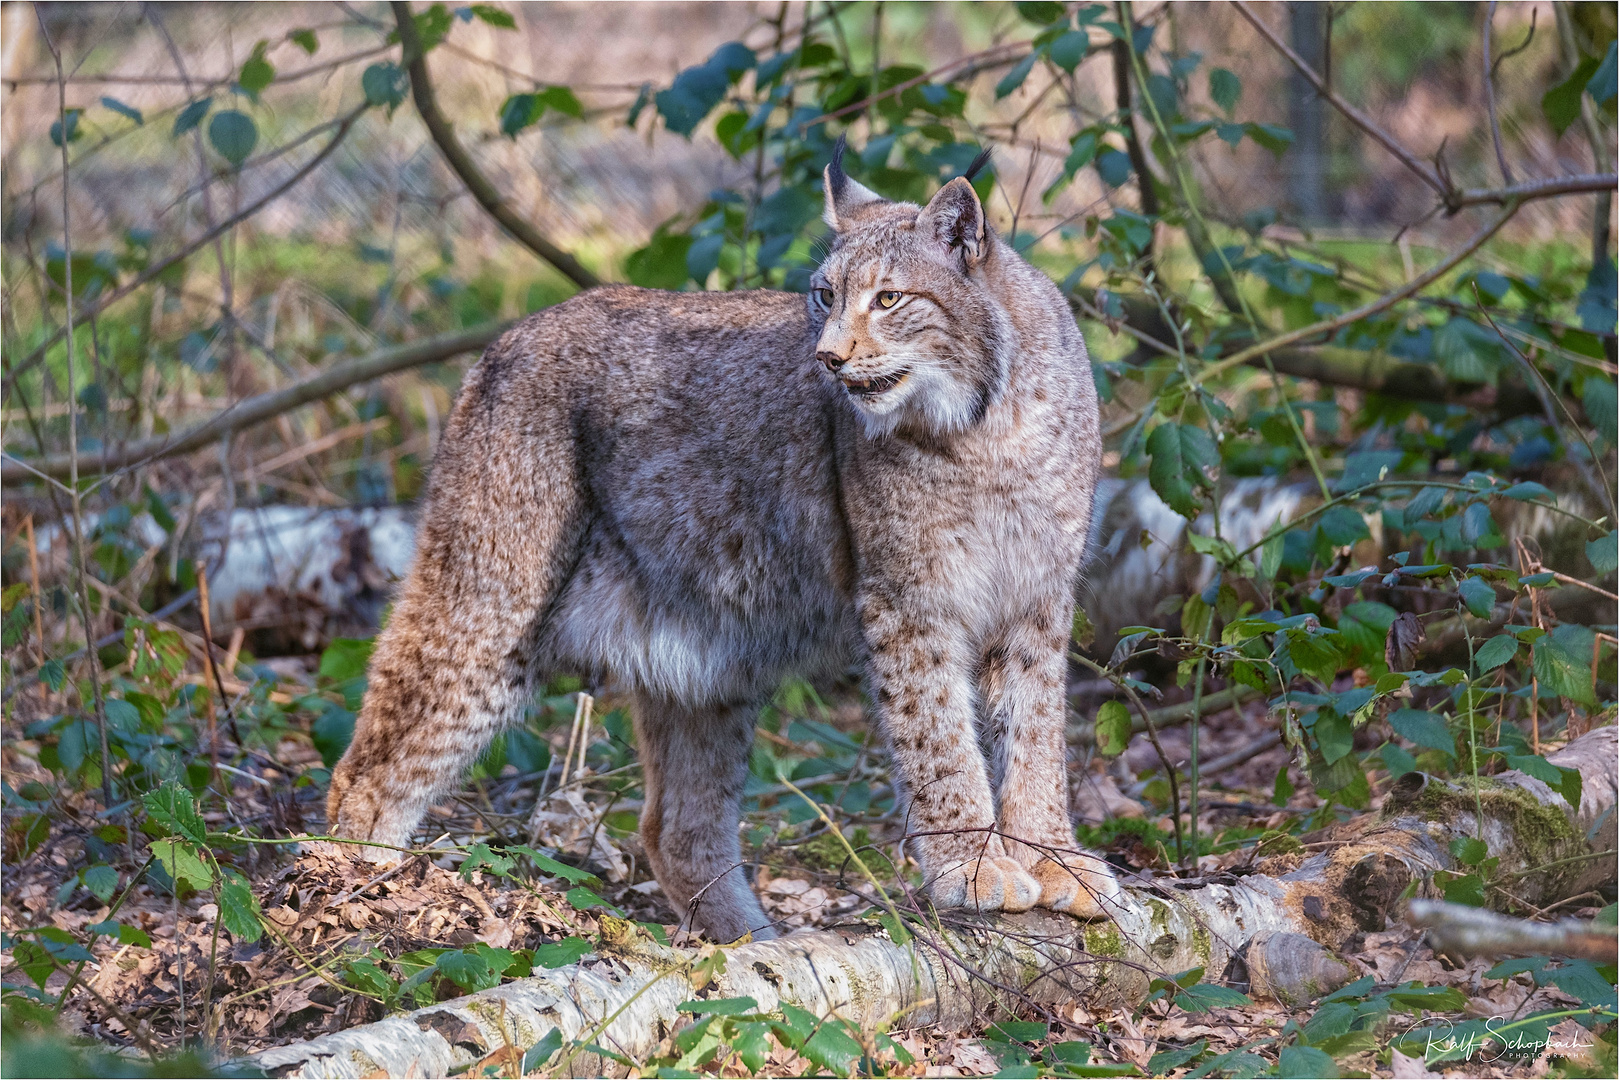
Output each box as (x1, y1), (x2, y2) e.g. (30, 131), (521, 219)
(238, 729), (1616, 1078)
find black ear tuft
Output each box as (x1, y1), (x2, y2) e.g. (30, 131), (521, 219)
(827, 134), (850, 201)
(962, 146), (993, 183)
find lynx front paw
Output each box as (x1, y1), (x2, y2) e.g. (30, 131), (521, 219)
(1028, 853), (1122, 917)
(929, 854), (1041, 913)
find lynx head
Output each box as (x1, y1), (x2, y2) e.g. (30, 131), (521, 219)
(808, 138), (1012, 438)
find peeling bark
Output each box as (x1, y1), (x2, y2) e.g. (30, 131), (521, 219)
(238, 729), (1615, 1078)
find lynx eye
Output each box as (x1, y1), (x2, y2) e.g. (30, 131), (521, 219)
(814, 287), (835, 308)
(876, 290), (902, 309)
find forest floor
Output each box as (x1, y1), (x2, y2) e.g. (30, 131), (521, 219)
(2, 654), (1609, 1077)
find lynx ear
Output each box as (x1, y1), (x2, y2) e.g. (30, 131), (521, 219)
(917, 177), (987, 265)
(822, 135), (885, 231)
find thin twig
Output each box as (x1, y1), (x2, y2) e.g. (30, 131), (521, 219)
(1482, 2), (1515, 187)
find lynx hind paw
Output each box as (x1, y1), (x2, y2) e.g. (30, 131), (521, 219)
(930, 855), (1040, 913)
(1029, 853), (1123, 918)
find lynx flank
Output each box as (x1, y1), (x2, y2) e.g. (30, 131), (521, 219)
(328, 144), (1122, 942)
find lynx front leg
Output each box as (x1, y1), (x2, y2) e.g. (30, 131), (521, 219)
(863, 592), (1039, 913)
(632, 694), (774, 943)
(983, 603), (1122, 917)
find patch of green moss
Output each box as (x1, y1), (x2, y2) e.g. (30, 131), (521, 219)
(1084, 922), (1124, 958)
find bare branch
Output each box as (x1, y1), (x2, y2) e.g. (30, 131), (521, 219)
(1233, 0), (1447, 197)
(390, 1), (599, 291)
(1452, 172), (1618, 208)
(2, 322), (510, 484)
(3, 104), (367, 393)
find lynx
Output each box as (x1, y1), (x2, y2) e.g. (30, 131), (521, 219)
(328, 142), (1122, 941)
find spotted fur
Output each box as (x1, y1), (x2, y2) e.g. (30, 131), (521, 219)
(328, 155), (1122, 941)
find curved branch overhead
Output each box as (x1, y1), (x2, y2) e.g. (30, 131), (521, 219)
(390, 1), (600, 291)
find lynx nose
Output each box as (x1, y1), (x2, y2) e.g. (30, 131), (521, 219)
(817, 350), (849, 371)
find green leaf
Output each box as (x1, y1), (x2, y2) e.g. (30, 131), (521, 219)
(500, 93), (544, 136)
(142, 780), (206, 844)
(49, 108), (83, 146)
(540, 85), (584, 119)
(1173, 982), (1252, 1013)
(1380, 742), (1416, 779)
(1388, 708), (1455, 756)
(1146, 422), (1218, 518)
(173, 97), (213, 136)
(678, 996), (758, 1015)
(1473, 634), (1518, 673)
(1272, 763), (1295, 805)
(82, 864), (119, 904)
(995, 52), (1038, 99)
(1588, 530), (1618, 575)
(1276, 1045), (1337, 1079)
(319, 637), (374, 682)
(1586, 376), (1618, 446)
(1094, 700), (1131, 756)
(625, 229), (694, 289)
(1545, 56), (1602, 136)
(1048, 31), (1089, 73)
(1457, 576), (1496, 618)
(1440, 871), (1486, 907)
(208, 110), (257, 167)
(1590, 42), (1618, 105)
(150, 838), (215, 893)
(290, 29), (319, 54)
(1313, 709), (1354, 765)
(564, 886), (622, 914)
(521, 1029), (562, 1074)
(510, 845), (597, 884)
(459, 842), (515, 881)
(1244, 122), (1293, 158)
(344, 958), (397, 997)
(1148, 1040), (1203, 1074)
(1449, 836), (1487, 867)
(532, 936), (592, 969)
(877, 910), (911, 945)
(434, 949), (493, 990)
(100, 96), (143, 125)
(1015, 2), (1067, 25)
(87, 919), (151, 947)
(219, 874), (264, 942)
(1548, 959), (1617, 1007)
(1209, 68), (1241, 113)
(1533, 623), (1597, 706)
(470, 4), (517, 29)
(362, 62), (409, 110)
(239, 51), (275, 97)
(1318, 506), (1370, 546)
(311, 707), (355, 767)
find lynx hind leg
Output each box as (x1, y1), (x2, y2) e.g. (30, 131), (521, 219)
(633, 694), (775, 943)
(327, 396), (581, 860)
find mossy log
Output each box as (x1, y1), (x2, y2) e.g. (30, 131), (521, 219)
(240, 729), (1615, 1078)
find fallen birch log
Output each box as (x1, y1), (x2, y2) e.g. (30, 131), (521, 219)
(239, 727), (1616, 1078)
